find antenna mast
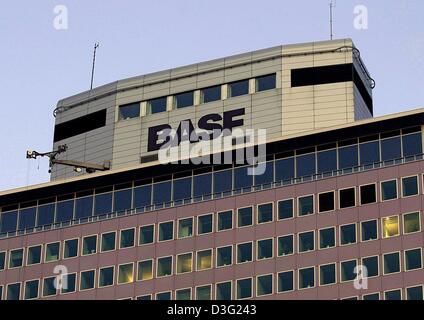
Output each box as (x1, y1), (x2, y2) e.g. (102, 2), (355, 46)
(329, 1), (335, 40)
(90, 42), (100, 90)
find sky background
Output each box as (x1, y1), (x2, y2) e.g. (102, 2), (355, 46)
(0, 0), (423, 191)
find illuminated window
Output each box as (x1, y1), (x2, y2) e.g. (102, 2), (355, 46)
(196, 285), (211, 300)
(63, 239), (78, 259)
(45, 242), (60, 262)
(278, 235), (293, 256)
(319, 227), (335, 249)
(157, 256), (172, 277)
(360, 184), (376, 205)
(198, 214), (213, 234)
(402, 176), (418, 197)
(217, 246), (232, 267)
(403, 212), (421, 234)
(176, 288), (191, 300)
(278, 271), (294, 293)
(257, 203), (273, 224)
(298, 231), (314, 252)
(217, 210), (232, 231)
(28, 245), (42, 265)
(118, 263), (134, 284)
(299, 267), (315, 289)
(319, 264), (336, 286)
(257, 274), (273, 296)
(381, 180), (398, 201)
(137, 260), (153, 281)
(340, 260), (357, 282)
(99, 266), (114, 287)
(237, 207), (253, 227)
(178, 217), (193, 239)
(383, 252), (400, 274)
(196, 249), (212, 271)
(340, 224), (357, 245)
(237, 242), (253, 263)
(318, 192), (334, 212)
(236, 278), (252, 299)
(298, 195), (314, 216)
(361, 220), (378, 241)
(80, 270), (95, 291)
(158, 221), (174, 241)
(257, 239), (273, 260)
(405, 248), (422, 271)
(82, 235), (97, 255)
(382, 216), (399, 238)
(9, 249), (23, 268)
(120, 228), (135, 248)
(216, 281), (232, 300)
(278, 199), (293, 220)
(176, 253), (192, 274)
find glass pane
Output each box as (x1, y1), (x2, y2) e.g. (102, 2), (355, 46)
(341, 260), (357, 281)
(80, 271), (95, 290)
(405, 249), (422, 270)
(178, 218), (193, 238)
(196, 285), (211, 300)
(37, 203), (55, 226)
(177, 253), (192, 274)
(133, 185), (152, 208)
(114, 189), (132, 212)
(402, 133), (422, 157)
(6, 283), (20, 300)
(198, 214), (213, 234)
(237, 243), (252, 263)
(320, 264), (336, 285)
(56, 200), (74, 223)
(148, 97), (167, 114)
(237, 207), (252, 227)
(228, 80), (249, 98)
(254, 161), (274, 186)
(381, 180), (397, 201)
(216, 282), (232, 300)
(299, 232), (314, 252)
(45, 243), (60, 262)
(278, 271), (293, 292)
(360, 141), (380, 165)
(119, 103), (140, 120)
(193, 174), (212, 198)
(381, 136), (401, 161)
(139, 225), (154, 245)
(94, 193), (112, 216)
(101, 232), (116, 252)
(176, 289), (191, 300)
(317, 149), (337, 174)
(340, 224), (356, 245)
(18, 208), (36, 230)
(214, 169), (232, 194)
(64, 240), (78, 259)
(24, 280), (39, 300)
(197, 250), (212, 271)
(361, 220), (377, 241)
(153, 181), (171, 205)
(61, 274), (76, 294)
(217, 246), (232, 267)
(138, 260), (153, 281)
(339, 188), (355, 208)
(1, 211), (18, 233)
(83, 236), (97, 255)
(201, 85), (221, 104)
(383, 253), (400, 274)
(99, 267), (114, 287)
(257, 274), (273, 296)
(118, 264), (134, 284)
(173, 177), (192, 201)
(318, 192), (334, 212)
(385, 290), (401, 300)
(402, 176), (418, 197)
(360, 184), (376, 205)
(319, 228), (335, 249)
(9, 249), (23, 268)
(256, 74), (276, 92)
(43, 278), (56, 297)
(404, 212), (420, 234)
(237, 279), (252, 299)
(156, 292), (171, 300)
(278, 235), (293, 256)
(75, 196), (93, 219)
(157, 257), (172, 277)
(299, 268), (315, 289)
(296, 153), (316, 178)
(298, 195), (314, 216)
(27, 246), (42, 264)
(217, 210), (232, 231)
(174, 91), (194, 109)
(275, 158), (295, 182)
(338, 145), (358, 169)
(159, 222), (173, 241)
(382, 216), (399, 238)
(278, 199), (293, 220)
(234, 166), (253, 190)
(407, 287), (423, 300)
(120, 229), (135, 248)
(257, 203), (273, 223)
(362, 256), (379, 277)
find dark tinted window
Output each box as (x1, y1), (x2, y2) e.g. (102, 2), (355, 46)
(27, 246), (42, 264)
(340, 224), (357, 245)
(339, 145), (358, 169)
(381, 136), (401, 161)
(134, 185), (152, 208)
(75, 196), (93, 219)
(299, 267), (315, 289)
(201, 86), (221, 104)
(139, 225), (154, 245)
(362, 256), (379, 277)
(256, 74), (276, 92)
(64, 239), (78, 259)
(402, 176), (418, 197)
(18, 207), (36, 230)
(237, 207), (253, 227)
(278, 235), (293, 256)
(254, 162), (274, 185)
(228, 80), (249, 98)
(298, 195), (314, 216)
(278, 271), (293, 292)
(114, 189), (132, 212)
(174, 91), (194, 109)
(193, 174), (212, 198)
(320, 264), (336, 285)
(361, 220), (377, 241)
(1, 211), (18, 233)
(173, 177), (192, 201)
(296, 153), (316, 177)
(383, 252), (400, 274)
(37, 203), (55, 226)
(234, 166), (253, 189)
(237, 242), (252, 263)
(339, 188), (355, 208)
(94, 193), (112, 215)
(275, 157), (295, 181)
(402, 133), (422, 157)
(385, 290), (401, 300)
(148, 97), (167, 114)
(217, 210), (232, 231)
(298, 231), (314, 252)
(319, 227), (335, 249)
(318, 192), (334, 212)
(236, 279), (252, 299)
(278, 199), (293, 220)
(119, 103), (140, 120)
(153, 181), (172, 205)
(56, 200), (74, 223)
(317, 149), (337, 174)
(341, 260), (357, 281)
(216, 281), (232, 300)
(214, 169), (232, 194)
(360, 141), (380, 165)
(360, 184), (376, 205)
(381, 180), (397, 201)
(198, 214), (213, 234)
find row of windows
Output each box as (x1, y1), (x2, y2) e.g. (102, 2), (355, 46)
(0, 172), (420, 236)
(1, 248), (422, 300)
(118, 74), (277, 119)
(1, 210), (420, 273)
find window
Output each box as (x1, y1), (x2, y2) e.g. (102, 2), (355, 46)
(153, 181), (172, 205)
(275, 157), (295, 182)
(237, 242), (253, 263)
(217, 210), (232, 231)
(101, 232), (116, 252)
(298, 195), (314, 216)
(196, 285), (211, 300)
(385, 289), (402, 300)
(56, 200), (74, 223)
(237, 207), (253, 227)
(147, 97), (167, 114)
(120, 228), (135, 248)
(298, 231), (314, 253)
(216, 281), (232, 300)
(173, 177), (192, 202)
(254, 161), (274, 186)
(158, 221), (174, 241)
(362, 256), (379, 277)
(24, 280), (39, 300)
(340, 260), (357, 282)
(318, 192), (334, 212)
(45, 242), (60, 262)
(99, 266), (114, 287)
(174, 91), (194, 109)
(299, 267), (315, 289)
(0, 210), (18, 233)
(139, 225), (154, 245)
(119, 103), (140, 120)
(338, 144), (358, 170)
(156, 292), (171, 300)
(405, 248), (422, 271)
(319, 227), (335, 249)
(381, 180), (398, 201)
(228, 79), (249, 98)
(18, 207), (36, 230)
(137, 260), (153, 281)
(278, 199), (293, 220)
(296, 152), (316, 177)
(360, 140), (380, 165)
(137, 295), (151, 300)
(257, 274), (273, 296)
(382, 216), (399, 238)
(157, 256), (172, 277)
(213, 169), (232, 194)
(256, 74), (276, 92)
(82, 235), (97, 255)
(63, 239), (78, 259)
(216, 246), (232, 267)
(27, 245), (42, 265)
(339, 188), (356, 208)
(319, 264), (336, 286)
(278, 271), (294, 293)
(236, 278), (252, 299)
(278, 235), (294, 256)
(193, 173), (212, 198)
(406, 286), (423, 300)
(340, 224), (357, 245)
(381, 136), (401, 162)
(403, 131), (423, 157)
(257, 238), (273, 260)
(7, 283), (21, 300)
(198, 214), (213, 234)
(177, 253), (192, 274)
(201, 85), (221, 104)
(0, 285), (2, 300)
(317, 149), (337, 174)
(80, 270), (95, 291)
(360, 184), (376, 205)
(363, 293), (380, 301)
(403, 212), (421, 234)
(197, 249), (212, 271)
(357, 221), (376, 243)
(0, 251), (5, 270)
(75, 196), (93, 220)
(9, 249), (24, 268)
(257, 203), (273, 224)
(383, 252), (400, 274)
(94, 192), (112, 216)
(114, 188), (132, 212)
(234, 166), (253, 190)
(37, 203), (55, 226)
(178, 218), (193, 238)
(118, 263), (134, 284)
(402, 176), (418, 197)
(133, 185), (152, 208)
(176, 288), (191, 300)
(42, 277), (57, 297)
(61, 273), (76, 294)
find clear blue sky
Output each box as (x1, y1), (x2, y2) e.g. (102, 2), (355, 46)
(0, 0), (423, 191)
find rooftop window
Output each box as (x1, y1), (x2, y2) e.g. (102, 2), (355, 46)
(119, 103), (140, 120)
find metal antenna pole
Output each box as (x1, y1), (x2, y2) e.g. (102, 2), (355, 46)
(329, 1), (335, 40)
(90, 42), (100, 90)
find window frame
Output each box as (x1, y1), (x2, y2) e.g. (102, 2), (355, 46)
(338, 187), (356, 209)
(63, 238), (79, 260)
(404, 247), (423, 272)
(236, 241), (254, 265)
(158, 220), (175, 242)
(277, 198), (295, 221)
(197, 213), (214, 235)
(318, 191), (335, 213)
(100, 231), (117, 252)
(26, 244), (43, 266)
(318, 227), (336, 250)
(360, 219), (379, 242)
(98, 265), (115, 288)
(277, 234), (294, 257)
(216, 209), (233, 232)
(236, 206), (254, 228)
(380, 179), (398, 202)
(119, 227), (136, 249)
(297, 194), (315, 217)
(298, 230), (315, 253)
(256, 273), (274, 297)
(256, 202), (274, 225)
(81, 234), (98, 256)
(402, 211), (421, 234)
(215, 245), (233, 268)
(298, 266), (316, 290)
(256, 237), (274, 261)
(339, 223), (357, 246)
(319, 263), (337, 287)
(139, 224), (155, 246)
(401, 175), (419, 198)
(23, 278), (40, 300)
